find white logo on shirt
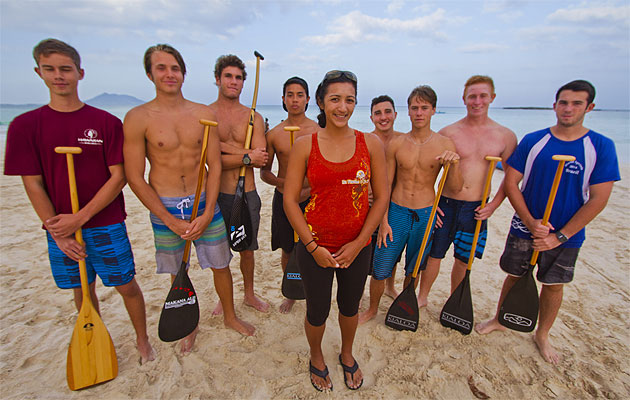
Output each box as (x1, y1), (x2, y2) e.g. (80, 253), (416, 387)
(565, 160), (583, 175)
(78, 128), (103, 145)
(342, 170), (369, 185)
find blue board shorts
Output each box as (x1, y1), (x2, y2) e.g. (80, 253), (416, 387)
(150, 192), (232, 275)
(47, 221), (135, 289)
(372, 202), (435, 280)
(429, 197), (487, 263)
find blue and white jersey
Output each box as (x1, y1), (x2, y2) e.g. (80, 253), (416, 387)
(507, 128), (620, 248)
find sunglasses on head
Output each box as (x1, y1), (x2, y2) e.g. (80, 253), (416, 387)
(324, 70), (357, 83)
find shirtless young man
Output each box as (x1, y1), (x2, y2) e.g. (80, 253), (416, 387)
(368, 95), (403, 299)
(476, 80), (620, 364)
(417, 75), (517, 307)
(208, 54), (270, 313)
(260, 76), (319, 313)
(359, 86), (462, 323)
(124, 45), (255, 353)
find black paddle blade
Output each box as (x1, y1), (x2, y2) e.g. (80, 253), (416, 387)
(440, 270), (473, 334)
(281, 247), (305, 300)
(158, 262), (200, 342)
(228, 177), (253, 252)
(499, 268), (539, 332)
(385, 278), (419, 332)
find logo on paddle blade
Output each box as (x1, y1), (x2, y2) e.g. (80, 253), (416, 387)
(230, 224), (247, 246)
(386, 314), (417, 330)
(82, 322), (94, 331)
(164, 295), (197, 309)
(502, 313), (533, 327)
(440, 312), (471, 330)
(287, 272), (301, 280)
(397, 300), (415, 316)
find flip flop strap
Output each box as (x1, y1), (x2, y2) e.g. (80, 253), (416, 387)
(309, 363), (329, 379)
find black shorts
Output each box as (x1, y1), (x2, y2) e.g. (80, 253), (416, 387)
(500, 233), (580, 284)
(217, 190), (261, 251)
(271, 189), (309, 253)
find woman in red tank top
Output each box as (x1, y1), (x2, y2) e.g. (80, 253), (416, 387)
(284, 71), (388, 392)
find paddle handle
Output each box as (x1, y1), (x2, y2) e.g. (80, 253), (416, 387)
(529, 155), (576, 265)
(238, 51), (264, 178)
(410, 162), (451, 278)
(466, 156), (502, 270)
(284, 126), (300, 242)
(55, 147), (91, 304)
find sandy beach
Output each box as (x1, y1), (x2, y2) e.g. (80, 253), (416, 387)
(1, 139), (628, 399)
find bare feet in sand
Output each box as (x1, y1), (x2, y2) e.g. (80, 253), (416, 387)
(137, 336), (156, 364)
(179, 327), (198, 354)
(475, 317), (507, 334)
(534, 330), (560, 364)
(358, 308), (377, 324)
(384, 286), (399, 299)
(212, 301), (223, 316)
(417, 296), (428, 308)
(224, 316), (255, 336)
(244, 295), (270, 312)
(279, 298), (295, 314)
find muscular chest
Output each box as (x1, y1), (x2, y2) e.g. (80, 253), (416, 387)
(396, 145), (440, 174)
(146, 116), (202, 151)
(453, 131), (504, 160)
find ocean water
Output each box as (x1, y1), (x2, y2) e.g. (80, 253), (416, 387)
(1, 104), (628, 163)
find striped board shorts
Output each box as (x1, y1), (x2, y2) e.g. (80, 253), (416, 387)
(150, 192), (232, 274)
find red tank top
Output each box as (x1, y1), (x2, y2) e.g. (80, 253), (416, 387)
(304, 130), (371, 253)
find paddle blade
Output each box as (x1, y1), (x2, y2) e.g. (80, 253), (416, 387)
(67, 303), (118, 390)
(228, 177), (253, 252)
(385, 279), (419, 332)
(281, 247), (305, 300)
(499, 268), (539, 332)
(440, 270), (473, 334)
(158, 263), (200, 342)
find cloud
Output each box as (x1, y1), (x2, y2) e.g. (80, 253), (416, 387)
(547, 4), (630, 23)
(303, 9), (466, 46)
(387, 0), (405, 15)
(458, 43), (509, 53)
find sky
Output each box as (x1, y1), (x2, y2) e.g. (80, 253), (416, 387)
(1, 0), (629, 109)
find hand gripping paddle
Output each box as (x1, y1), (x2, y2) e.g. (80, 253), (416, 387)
(228, 51), (264, 251)
(498, 155), (575, 332)
(157, 119), (217, 342)
(386, 162), (451, 331)
(56, 146), (118, 390)
(281, 126), (306, 300)
(440, 156), (501, 334)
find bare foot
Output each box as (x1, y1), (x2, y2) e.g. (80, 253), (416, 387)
(137, 336), (156, 364)
(475, 318), (507, 334)
(244, 294), (270, 312)
(358, 308), (377, 324)
(417, 296), (428, 308)
(534, 331), (560, 364)
(179, 327), (198, 355)
(384, 286), (399, 299)
(279, 298), (295, 314)
(212, 300), (223, 316)
(224, 316), (255, 336)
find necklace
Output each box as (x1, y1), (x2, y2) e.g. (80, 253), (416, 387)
(410, 131), (434, 146)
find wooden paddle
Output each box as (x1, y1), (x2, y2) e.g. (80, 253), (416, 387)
(281, 126), (306, 300)
(386, 162), (451, 331)
(157, 119), (217, 342)
(228, 50), (264, 251)
(440, 156), (501, 334)
(56, 146), (118, 390)
(498, 155), (575, 332)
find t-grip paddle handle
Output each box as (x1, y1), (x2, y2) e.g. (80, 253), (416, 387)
(529, 154), (576, 265)
(284, 126), (301, 241)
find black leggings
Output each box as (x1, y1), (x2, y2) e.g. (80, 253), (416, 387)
(297, 242), (371, 327)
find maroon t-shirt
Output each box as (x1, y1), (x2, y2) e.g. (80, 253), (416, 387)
(4, 104), (126, 228)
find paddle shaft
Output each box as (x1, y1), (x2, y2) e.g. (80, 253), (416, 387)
(238, 51), (264, 178)
(528, 155), (575, 265)
(409, 162), (451, 278)
(465, 156), (502, 271)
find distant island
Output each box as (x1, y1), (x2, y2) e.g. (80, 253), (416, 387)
(1, 92), (145, 108)
(503, 106), (552, 110)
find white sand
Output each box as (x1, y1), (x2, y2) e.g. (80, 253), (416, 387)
(1, 143), (628, 398)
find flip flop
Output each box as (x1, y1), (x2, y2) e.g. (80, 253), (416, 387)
(339, 354), (363, 390)
(309, 362), (333, 392)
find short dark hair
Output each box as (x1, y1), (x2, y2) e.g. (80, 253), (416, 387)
(214, 54), (246, 80)
(283, 76), (309, 112)
(407, 85), (437, 108)
(144, 44), (186, 76)
(33, 38), (81, 70)
(315, 70), (358, 128)
(555, 80), (596, 105)
(371, 95), (395, 113)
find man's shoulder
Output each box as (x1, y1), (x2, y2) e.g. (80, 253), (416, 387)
(438, 119), (465, 135)
(9, 105), (47, 127)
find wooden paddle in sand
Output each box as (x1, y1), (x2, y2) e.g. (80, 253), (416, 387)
(56, 146), (118, 390)
(158, 119), (216, 342)
(281, 126), (306, 300)
(498, 155), (575, 332)
(440, 156), (501, 335)
(386, 162), (451, 331)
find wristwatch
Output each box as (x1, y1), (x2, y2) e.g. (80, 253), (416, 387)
(555, 231), (569, 243)
(242, 153), (252, 166)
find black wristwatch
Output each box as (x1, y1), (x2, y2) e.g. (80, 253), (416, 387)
(242, 153), (252, 166)
(555, 231), (569, 243)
